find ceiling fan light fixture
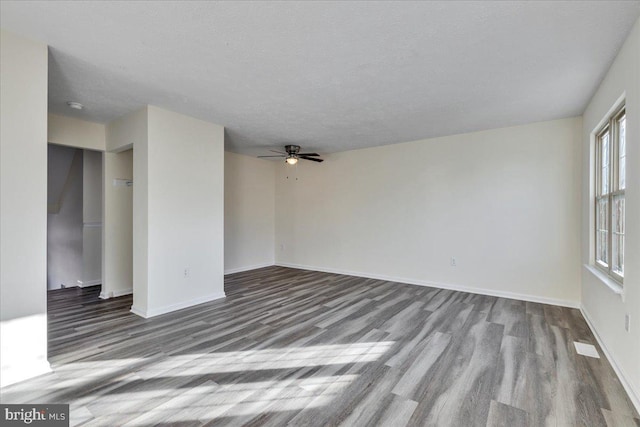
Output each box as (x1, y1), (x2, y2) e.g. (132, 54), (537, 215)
(286, 156), (298, 165)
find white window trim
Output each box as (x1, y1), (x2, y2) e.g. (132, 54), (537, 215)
(592, 101), (625, 287)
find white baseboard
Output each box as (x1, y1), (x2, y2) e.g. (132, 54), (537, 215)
(580, 306), (640, 415)
(77, 279), (101, 288)
(224, 262), (274, 275)
(99, 288), (132, 299)
(113, 288), (133, 297)
(130, 305), (147, 318)
(275, 262), (580, 309)
(130, 292), (226, 319)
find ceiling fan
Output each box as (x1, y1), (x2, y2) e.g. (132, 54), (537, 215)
(258, 145), (323, 165)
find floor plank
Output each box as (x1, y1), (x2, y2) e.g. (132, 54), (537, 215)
(486, 400), (529, 427)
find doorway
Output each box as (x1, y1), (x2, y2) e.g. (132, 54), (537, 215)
(47, 144), (103, 293)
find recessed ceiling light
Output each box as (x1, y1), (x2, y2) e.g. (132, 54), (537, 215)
(67, 101), (84, 110)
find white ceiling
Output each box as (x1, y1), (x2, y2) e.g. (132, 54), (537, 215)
(2, 1), (639, 155)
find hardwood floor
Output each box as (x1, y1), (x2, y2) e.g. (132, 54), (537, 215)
(1, 266), (638, 426)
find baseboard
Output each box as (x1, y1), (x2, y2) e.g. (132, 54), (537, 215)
(580, 305), (640, 414)
(77, 279), (101, 288)
(130, 292), (226, 319)
(275, 262), (580, 309)
(99, 288), (132, 299)
(130, 305), (147, 318)
(224, 262), (274, 275)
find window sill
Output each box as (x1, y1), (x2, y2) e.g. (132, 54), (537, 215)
(583, 264), (624, 298)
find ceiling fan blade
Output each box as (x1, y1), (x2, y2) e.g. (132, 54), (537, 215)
(299, 156), (324, 163)
(258, 155), (286, 158)
(298, 153), (320, 156)
(270, 150), (286, 154)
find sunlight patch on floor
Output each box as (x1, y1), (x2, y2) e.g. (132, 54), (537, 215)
(4, 341), (396, 425)
(85, 375), (358, 426)
(138, 341), (396, 377)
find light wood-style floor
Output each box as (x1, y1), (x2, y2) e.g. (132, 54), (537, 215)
(1, 266), (638, 426)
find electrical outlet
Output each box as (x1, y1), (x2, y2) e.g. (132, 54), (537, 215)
(184, 268), (190, 279)
(450, 257), (456, 267)
(280, 243), (285, 251)
(625, 314), (630, 332)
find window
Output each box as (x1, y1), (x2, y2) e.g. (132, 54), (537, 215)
(595, 103), (625, 284)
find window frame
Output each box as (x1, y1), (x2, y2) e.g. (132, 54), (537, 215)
(594, 103), (625, 285)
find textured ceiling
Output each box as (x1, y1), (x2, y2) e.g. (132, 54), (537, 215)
(2, 1), (639, 155)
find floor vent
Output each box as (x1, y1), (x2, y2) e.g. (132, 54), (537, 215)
(574, 342), (600, 358)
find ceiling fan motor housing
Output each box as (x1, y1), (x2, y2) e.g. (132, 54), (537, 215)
(285, 145), (301, 155)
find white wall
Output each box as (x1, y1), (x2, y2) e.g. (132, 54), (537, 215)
(106, 107), (147, 152)
(83, 150), (103, 223)
(48, 113), (105, 151)
(581, 17), (640, 409)
(47, 147), (83, 290)
(224, 152), (276, 274)
(145, 106), (225, 315)
(47, 144), (76, 213)
(276, 117), (583, 306)
(101, 149), (133, 298)
(0, 30), (49, 386)
(128, 106), (225, 318)
(81, 149), (103, 287)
